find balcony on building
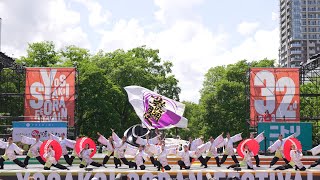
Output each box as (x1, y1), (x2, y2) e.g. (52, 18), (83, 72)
(309, 49), (316, 54)
(290, 43), (301, 48)
(308, 42), (316, 47)
(290, 57), (302, 62)
(291, 50), (302, 54)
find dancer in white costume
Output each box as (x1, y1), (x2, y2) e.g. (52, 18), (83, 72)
(79, 143), (102, 168)
(203, 134), (224, 167)
(268, 134), (294, 168)
(97, 132), (115, 166)
(112, 129), (132, 168)
(43, 145), (69, 170)
(274, 144), (306, 171)
(177, 145), (196, 170)
(227, 144), (254, 170)
(220, 132), (242, 165)
(126, 145), (150, 170)
(309, 143), (320, 169)
(155, 142), (177, 171)
(250, 132), (264, 167)
(49, 133), (76, 166)
(0, 137), (26, 169)
(136, 135), (160, 167)
(21, 134), (45, 166)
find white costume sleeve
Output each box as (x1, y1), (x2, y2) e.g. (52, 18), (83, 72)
(112, 132), (122, 145)
(64, 138), (76, 149)
(255, 132), (265, 143)
(49, 134), (60, 142)
(136, 137), (147, 145)
(21, 135), (36, 145)
(268, 140), (281, 153)
(146, 144), (160, 155)
(148, 136), (160, 145)
(213, 134), (225, 147)
(177, 150), (184, 157)
(125, 144), (138, 156)
(193, 138), (203, 147)
(13, 143), (24, 155)
(197, 143), (209, 154)
(0, 140), (8, 149)
(203, 142), (211, 151)
(310, 144), (320, 156)
(230, 133), (242, 143)
(167, 148), (177, 155)
(98, 135), (108, 145)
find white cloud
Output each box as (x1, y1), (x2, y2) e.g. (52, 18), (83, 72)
(72, 0), (112, 27)
(237, 21), (260, 35)
(0, 0), (280, 103)
(97, 18), (279, 102)
(0, 0), (90, 57)
(154, 0), (204, 24)
(272, 11), (278, 21)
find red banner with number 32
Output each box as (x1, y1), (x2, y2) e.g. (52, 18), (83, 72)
(250, 68), (300, 126)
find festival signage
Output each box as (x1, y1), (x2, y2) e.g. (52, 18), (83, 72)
(258, 122), (312, 151)
(13, 171), (316, 180)
(24, 68), (75, 126)
(12, 121), (67, 142)
(250, 68), (300, 126)
(124, 86), (188, 129)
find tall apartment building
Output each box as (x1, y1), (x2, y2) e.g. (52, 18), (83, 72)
(280, 0), (320, 67)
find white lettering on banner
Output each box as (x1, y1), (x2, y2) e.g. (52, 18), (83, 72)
(15, 172), (315, 180)
(29, 69), (69, 121)
(253, 70), (298, 120)
(267, 125), (302, 147)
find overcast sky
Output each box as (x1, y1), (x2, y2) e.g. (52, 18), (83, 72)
(0, 0), (279, 103)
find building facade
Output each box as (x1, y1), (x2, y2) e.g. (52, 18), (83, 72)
(280, 0), (320, 67)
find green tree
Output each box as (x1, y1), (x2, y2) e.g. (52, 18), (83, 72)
(199, 59), (275, 139)
(18, 41), (60, 67)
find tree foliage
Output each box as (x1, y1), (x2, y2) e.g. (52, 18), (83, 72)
(15, 42), (181, 138)
(199, 59), (275, 138)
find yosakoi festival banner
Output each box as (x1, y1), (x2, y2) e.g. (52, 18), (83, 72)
(13, 171), (316, 180)
(124, 86), (188, 129)
(250, 68), (300, 126)
(24, 68), (76, 126)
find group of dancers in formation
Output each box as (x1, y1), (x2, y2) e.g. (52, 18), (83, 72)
(0, 130), (320, 171)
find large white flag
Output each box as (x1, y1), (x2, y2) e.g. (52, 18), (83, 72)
(124, 85), (188, 129)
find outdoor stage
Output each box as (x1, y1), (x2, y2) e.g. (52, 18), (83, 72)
(1, 155), (319, 180)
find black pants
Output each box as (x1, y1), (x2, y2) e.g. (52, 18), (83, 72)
(114, 157), (122, 168)
(155, 160), (171, 171)
(227, 163), (253, 170)
(309, 159), (320, 168)
(24, 156), (45, 165)
(220, 155), (239, 164)
(103, 152), (114, 164)
(177, 160), (190, 170)
(150, 156), (156, 166)
(64, 154), (73, 166)
(79, 161), (102, 168)
(0, 157), (25, 169)
(254, 155), (260, 166)
(44, 163), (68, 170)
(274, 163), (293, 170)
(198, 156), (207, 167)
(205, 156), (220, 167)
(120, 157), (131, 167)
(270, 157), (289, 167)
(53, 163), (69, 170)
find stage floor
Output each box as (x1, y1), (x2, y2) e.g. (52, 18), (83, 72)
(1, 155), (320, 179)
(1, 163), (320, 179)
